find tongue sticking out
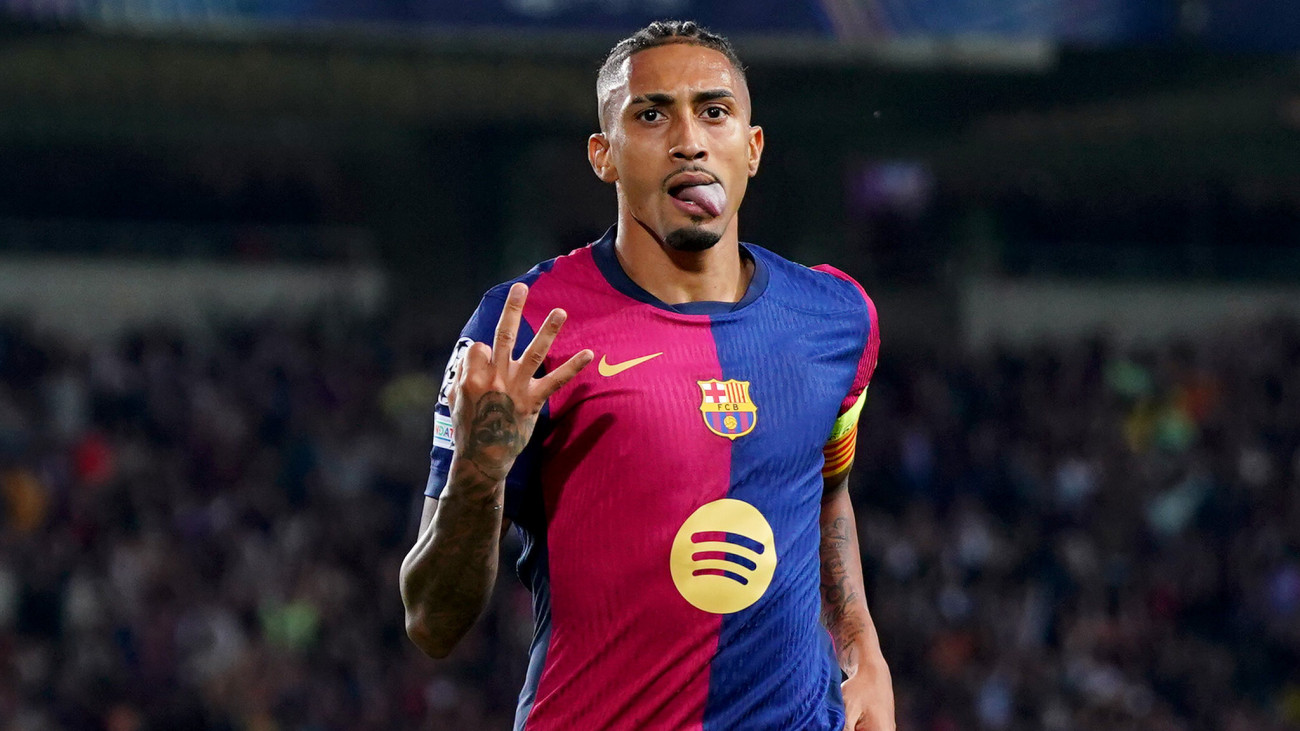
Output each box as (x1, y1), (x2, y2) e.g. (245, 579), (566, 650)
(674, 183), (725, 217)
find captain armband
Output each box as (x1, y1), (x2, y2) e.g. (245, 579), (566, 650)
(821, 390), (867, 478)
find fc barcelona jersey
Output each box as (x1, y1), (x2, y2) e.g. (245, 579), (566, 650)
(426, 228), (880, 731)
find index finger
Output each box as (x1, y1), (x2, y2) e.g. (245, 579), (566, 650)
(493, 282), (528, 367)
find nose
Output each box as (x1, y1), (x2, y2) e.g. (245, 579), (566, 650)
(669, 116), (708, 162)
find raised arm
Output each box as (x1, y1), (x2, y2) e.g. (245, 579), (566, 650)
(400, 283), (592, 658)
(821, 469), (895, 731)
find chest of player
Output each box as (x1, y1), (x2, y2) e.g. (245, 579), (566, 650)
(541, 308), (859, 489)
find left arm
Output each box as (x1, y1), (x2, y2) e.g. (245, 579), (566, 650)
(821, 468), (895, 731)
(813, 264), (889, 728)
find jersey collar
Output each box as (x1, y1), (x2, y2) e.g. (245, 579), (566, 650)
(590, 226), (769, 316)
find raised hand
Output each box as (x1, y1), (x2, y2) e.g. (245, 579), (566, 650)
(448, 282), (593, 483)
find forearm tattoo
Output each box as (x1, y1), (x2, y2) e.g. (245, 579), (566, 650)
(820, 516), (867, 673)
(417, 505), (501, 649)
(407, 394), (528, 653)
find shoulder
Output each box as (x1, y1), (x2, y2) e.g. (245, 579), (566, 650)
(463, 243), (605, 341)
(747, 244), (876, 320)
(476, 244), (597, 310)
(479, 254), (562, 305)
(462, 254), (565, 338)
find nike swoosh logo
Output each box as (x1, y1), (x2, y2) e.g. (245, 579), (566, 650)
(598, 352), (663, 377)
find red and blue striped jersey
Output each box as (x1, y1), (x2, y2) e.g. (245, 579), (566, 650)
(427, 228), (880, 730)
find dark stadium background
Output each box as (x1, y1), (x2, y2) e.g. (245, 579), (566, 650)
(2, 2), (1300, 729)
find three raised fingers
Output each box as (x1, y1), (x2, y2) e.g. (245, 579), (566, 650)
(481, 282), (590, 401)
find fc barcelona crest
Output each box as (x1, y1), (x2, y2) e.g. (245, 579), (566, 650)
(697, 379), (758, 440)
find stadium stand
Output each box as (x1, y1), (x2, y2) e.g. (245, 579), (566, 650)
(1, 311), (1296, 730)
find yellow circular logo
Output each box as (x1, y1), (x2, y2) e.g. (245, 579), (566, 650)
(670, 499), (777, 614)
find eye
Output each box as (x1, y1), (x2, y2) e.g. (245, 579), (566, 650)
(638, 109), (663, 122)
(703, 106), (730, 119)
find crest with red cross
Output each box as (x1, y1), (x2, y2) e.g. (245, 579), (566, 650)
(696, 379), (758, 439)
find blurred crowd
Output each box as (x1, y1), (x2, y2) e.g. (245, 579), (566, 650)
(854, 317), (1300, 731)
(1, 310), (1298, 730)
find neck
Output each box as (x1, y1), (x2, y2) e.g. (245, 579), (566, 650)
(613, 212), (752, 305)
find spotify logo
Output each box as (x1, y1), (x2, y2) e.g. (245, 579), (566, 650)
(670, 499), (777, 614)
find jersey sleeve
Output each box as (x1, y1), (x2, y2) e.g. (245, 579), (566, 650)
(811, 265), (880, 479)
(425, 289), (546, 521)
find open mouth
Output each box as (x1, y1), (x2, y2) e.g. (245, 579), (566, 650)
(668, 181), (725, 218)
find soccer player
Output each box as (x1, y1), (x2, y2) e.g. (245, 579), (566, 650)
(401, 20), (895, 731)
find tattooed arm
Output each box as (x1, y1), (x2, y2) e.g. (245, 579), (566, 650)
(821, 470), (895, 730)
(401, 283), (592, 659)
(399, 397), (519, 659)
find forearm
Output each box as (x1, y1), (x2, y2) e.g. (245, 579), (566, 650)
(400, 283), (591, 659)
(400, 461), (505, 658)
(819, 481), (888, 678)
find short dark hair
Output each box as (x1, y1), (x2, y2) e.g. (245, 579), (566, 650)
(596, 20), (747, 101)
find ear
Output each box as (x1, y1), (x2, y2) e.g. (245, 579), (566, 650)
(588, 133), (619, 183)
(747, 126), (764, 178)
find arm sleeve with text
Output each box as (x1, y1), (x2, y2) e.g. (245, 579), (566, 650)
(424, 288), (547, 522)
(812, 265), (880, 478)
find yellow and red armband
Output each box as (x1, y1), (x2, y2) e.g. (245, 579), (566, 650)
(821, 391), (867, 478)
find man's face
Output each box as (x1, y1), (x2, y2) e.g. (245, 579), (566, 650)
(590, 43), (763, 252)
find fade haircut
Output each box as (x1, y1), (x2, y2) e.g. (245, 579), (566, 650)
(596, 20), (747, 127)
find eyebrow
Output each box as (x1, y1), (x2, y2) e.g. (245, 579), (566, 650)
(629, 89), (735, 106)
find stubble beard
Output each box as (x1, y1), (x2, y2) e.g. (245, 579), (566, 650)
(664, 224), (722, 253)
